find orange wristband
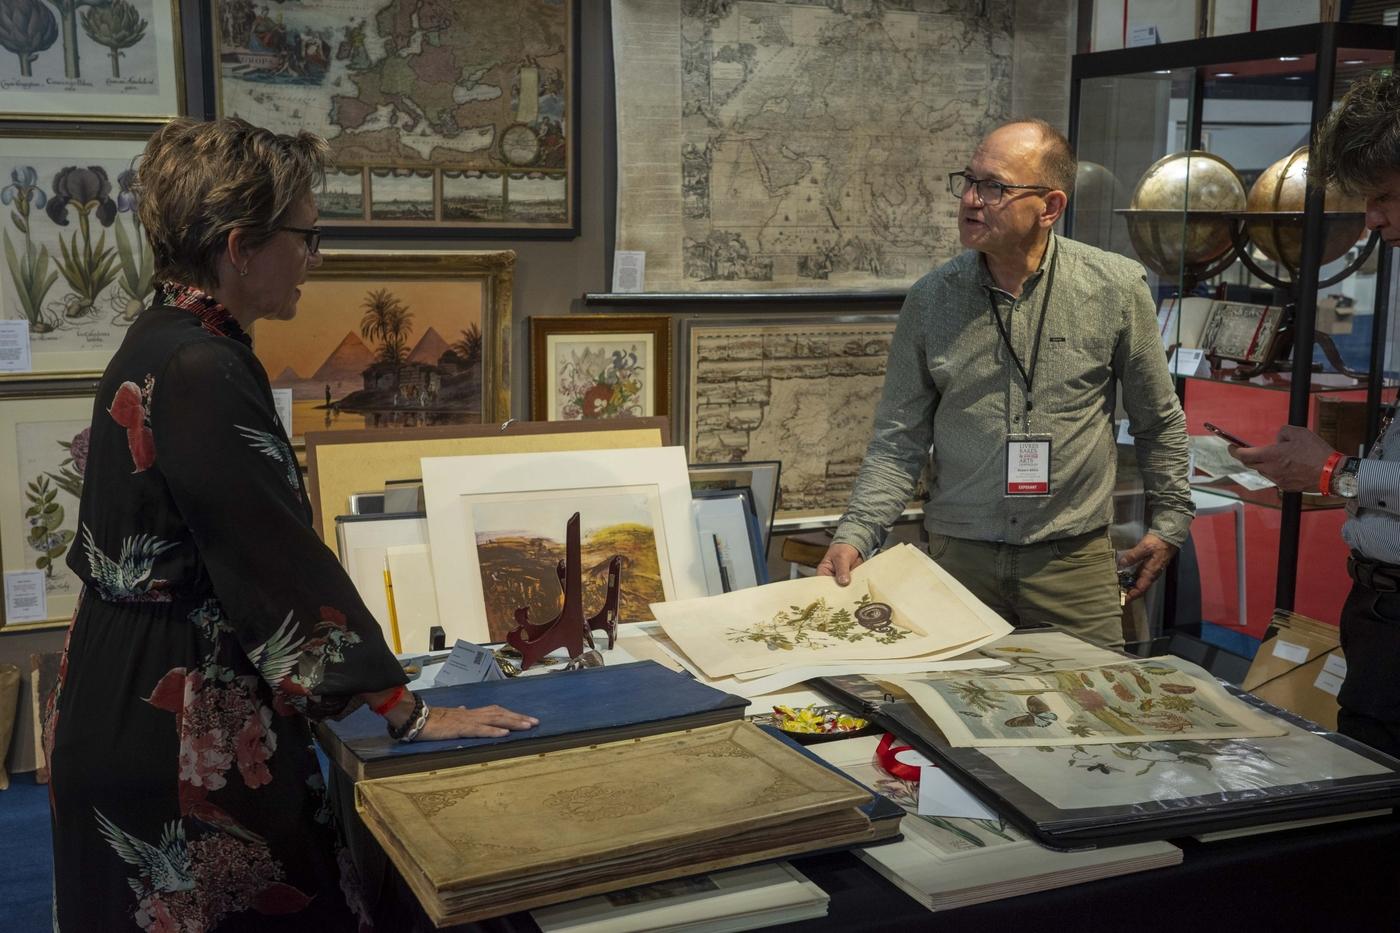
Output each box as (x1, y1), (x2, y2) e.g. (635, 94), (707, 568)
(371, 685), (406, 717)
(1319, 451), (1344, 496)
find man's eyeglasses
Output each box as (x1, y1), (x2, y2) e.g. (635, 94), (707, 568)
(947, 171), (1052, 205)
(280, 225), (322, 254)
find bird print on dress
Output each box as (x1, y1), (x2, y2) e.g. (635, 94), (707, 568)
(234, 425), (300, 494)
(81, 525), (178, 601)
(109, 376), (156, 472)
(94, 810), (195, 895)
(248, 612), (306, 689)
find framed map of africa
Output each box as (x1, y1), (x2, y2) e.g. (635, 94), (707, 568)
(213, 0), (578, 238)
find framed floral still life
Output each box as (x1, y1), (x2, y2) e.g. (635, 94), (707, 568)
(529, 314), (670, 422)
(249, 250), (514, 447)
(0, 0), (184, 121)
(212, 0), (578, 237)
(0, 386), (95, 629)
(1, 129), (156, 379)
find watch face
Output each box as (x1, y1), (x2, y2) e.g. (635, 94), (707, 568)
(1335, 471), (1359, 498)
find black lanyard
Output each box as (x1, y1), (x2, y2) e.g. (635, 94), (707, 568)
(986, 247), (1057, 417)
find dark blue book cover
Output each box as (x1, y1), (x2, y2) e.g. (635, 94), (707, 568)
(320, 660), (749, 779)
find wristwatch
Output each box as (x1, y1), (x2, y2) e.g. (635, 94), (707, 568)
(1331, 456), (1361, 499)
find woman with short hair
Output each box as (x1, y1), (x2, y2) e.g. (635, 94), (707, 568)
(46, 117), (537, 931)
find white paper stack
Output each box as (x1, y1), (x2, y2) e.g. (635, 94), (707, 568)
(643, 544), (1013, 697)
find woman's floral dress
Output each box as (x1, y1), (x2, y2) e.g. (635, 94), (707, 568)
(47, 286), (408, 932)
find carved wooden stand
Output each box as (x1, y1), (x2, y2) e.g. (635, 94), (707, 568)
(505, 512), (621, 670)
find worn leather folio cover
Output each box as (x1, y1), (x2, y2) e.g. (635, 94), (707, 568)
(355, 721), (881, 925)
(318, 660), (750, 780)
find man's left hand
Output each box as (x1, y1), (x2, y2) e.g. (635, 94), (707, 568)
(1117, 533), (1177, 603)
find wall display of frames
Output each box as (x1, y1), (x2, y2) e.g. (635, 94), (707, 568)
(0, 0), (184, 121)
(211, 0), (579, 238)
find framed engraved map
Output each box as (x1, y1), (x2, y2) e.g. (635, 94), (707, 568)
(611, 0), (1072, 292)
(213, 0), (578, 237)
(682, 315), (898, 518)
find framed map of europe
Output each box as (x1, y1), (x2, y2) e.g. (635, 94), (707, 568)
(212, 0), (578, 237)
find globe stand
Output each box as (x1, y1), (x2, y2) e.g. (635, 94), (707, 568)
(1222, 223), (1379, 380)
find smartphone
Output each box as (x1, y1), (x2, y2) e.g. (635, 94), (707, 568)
(1203, 422), (1255, 448)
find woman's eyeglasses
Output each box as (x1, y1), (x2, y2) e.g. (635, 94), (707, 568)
(280, 225), (322, 254)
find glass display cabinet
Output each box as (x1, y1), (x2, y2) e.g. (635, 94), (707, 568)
(1068, 23), (1398, 639)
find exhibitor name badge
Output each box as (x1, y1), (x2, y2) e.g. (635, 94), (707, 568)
(1005, 436), (1051, 496)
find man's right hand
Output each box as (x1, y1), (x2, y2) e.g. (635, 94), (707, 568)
(816, 543), (864, 585)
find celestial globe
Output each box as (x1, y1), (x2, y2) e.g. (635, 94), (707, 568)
(1126, 151), (1246, 280)
(1245, 146), (1366, 269)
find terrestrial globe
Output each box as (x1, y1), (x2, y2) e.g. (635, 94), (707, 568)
(1126, 151), (1245, 282)
(1245, 146), (1366, 270)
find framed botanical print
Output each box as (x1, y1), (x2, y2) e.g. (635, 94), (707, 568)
(0, 0), (184, 121)
(212, 0), (579, 238)
(680, 314), (898, 520)
(0, 129), (157, 379)
(250, 250), (514, 447)
(529, 314), (671, 422)
(0, 386), (95, 629)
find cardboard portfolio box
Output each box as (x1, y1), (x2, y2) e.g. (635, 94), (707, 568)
(1242, 610), (1345, 731)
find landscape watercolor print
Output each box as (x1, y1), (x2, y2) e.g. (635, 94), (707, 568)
(470, 488), (667, 641)
(252, 277), (486, 442)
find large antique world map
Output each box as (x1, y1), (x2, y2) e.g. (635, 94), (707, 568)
(215, 0), (572, 230)
(613, 0), (1070, 291)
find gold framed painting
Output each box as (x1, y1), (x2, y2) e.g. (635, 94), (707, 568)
(212, 0), (578, 238)
(0, 384), (95, 630)
(0, 127), (158, 380)
(529, 314), (671, 421)
(0, 0), (184, 121)
(250, 249), (514, 447)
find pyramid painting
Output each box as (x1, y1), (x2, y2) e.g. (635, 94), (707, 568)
(252, 276), (487, 440)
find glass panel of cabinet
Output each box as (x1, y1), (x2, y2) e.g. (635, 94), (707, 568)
(1069, 24), (1398, 640)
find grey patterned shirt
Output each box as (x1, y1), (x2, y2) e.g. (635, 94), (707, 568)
(833, 234), (1194, 555)
(1342, 412), (1400, 564)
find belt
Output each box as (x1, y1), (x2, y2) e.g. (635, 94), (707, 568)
(1348, 551), (1400, 594)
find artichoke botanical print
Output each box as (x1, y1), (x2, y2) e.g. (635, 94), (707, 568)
(0, 0), (58, 77)
(80, 0), (146, 78)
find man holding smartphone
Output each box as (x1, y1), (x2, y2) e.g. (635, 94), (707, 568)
(1233, 70), (1400, 757)
(817, 119), (1194, 648)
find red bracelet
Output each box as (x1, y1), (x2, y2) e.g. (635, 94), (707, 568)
(371, 685), (406, 717)
(1319, 451), (1345, 496)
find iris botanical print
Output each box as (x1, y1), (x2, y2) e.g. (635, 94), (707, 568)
(1, 137), (153, 375)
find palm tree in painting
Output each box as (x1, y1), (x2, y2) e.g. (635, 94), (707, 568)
(449, 323), (482, 370)
(359, 287), (414, 359)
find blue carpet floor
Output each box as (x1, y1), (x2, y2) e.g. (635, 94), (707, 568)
(0, 772), (52, 933)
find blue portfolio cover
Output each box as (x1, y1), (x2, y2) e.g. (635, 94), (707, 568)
(319, 660), (749, 779)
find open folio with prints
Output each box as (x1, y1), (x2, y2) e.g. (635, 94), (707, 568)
(813, 633), (1400, 849)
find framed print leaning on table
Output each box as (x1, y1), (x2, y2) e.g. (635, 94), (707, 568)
(529, 314), (671, 421)
(250, 250), (514, 446)
(1, 128), (158, 379)
(0, 0), (184, 120)
(0, 386), (96, 629)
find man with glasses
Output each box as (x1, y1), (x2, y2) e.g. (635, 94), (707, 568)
(818, 119), (1193, 647)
